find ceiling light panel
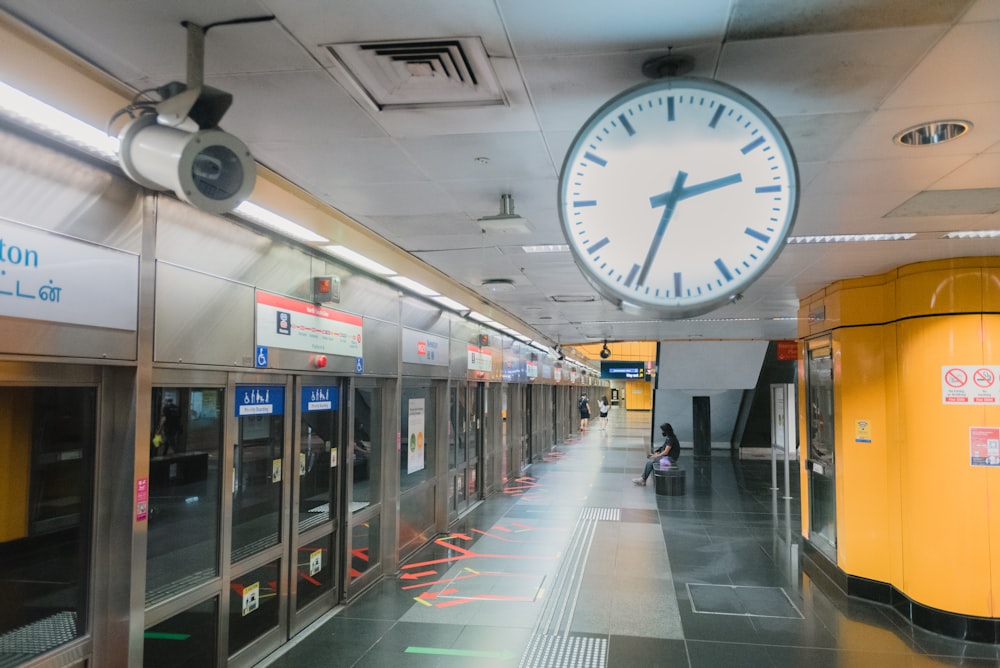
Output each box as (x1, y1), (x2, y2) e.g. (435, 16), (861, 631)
(323, 245), (396, 275)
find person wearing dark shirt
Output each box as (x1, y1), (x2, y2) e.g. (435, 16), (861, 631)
(633, 422), (680, 486)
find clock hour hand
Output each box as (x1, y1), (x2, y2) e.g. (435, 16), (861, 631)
(639, 171), (688, 286)
(678, 172), (743, 200)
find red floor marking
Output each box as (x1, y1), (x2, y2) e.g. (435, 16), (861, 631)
(401, 537), (555, 570)
(400, 570), (437, 580)
(400, 571), (526, 591)
(349, 568), (361, 577)
(229, 583), (244, 595)
(492, 525), (512, 533)
(351, 548), (369, 562)
(298, 571), (321, 587)
(434, 594), (536, 608)
(470, 528), (521, 542)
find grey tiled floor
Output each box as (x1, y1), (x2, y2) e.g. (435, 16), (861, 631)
(258, 411), (1000, 667)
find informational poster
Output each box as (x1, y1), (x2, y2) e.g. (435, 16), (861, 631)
(942, 365), (1000, 404)
(467, 345), (493, 372)
(407, 398), (425, 474)
(970, 426), (1000, 467)
(855, 419), (872, 444)
(526, 360), (538, 379)
(256, 289), (362, 357)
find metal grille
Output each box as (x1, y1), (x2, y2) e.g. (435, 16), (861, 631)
(0, 611), (77, 656)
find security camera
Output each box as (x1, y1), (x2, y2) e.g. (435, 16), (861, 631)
(600, 340), (611, 359)
(118, 114), (255, 214)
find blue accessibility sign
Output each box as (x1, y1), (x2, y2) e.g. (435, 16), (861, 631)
(256, 346), (269, 368)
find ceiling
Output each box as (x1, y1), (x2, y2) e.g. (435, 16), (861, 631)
(4, 0), (1000, 348)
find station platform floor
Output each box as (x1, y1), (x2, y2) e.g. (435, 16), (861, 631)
(258, 411), (1000, 667)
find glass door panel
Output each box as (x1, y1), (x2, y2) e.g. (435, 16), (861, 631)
(296, 385), (339, 531)
(806, 341), (837, 559)
(147, 387), (224, 606)
(0, 385), (96, 664)
(347, 381), (383, 596)
(231, 385), (286, 564)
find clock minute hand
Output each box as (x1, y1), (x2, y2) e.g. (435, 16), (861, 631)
(638, 171), (688, 286)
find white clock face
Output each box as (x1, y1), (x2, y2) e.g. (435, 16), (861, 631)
(558, 77), (798, 318)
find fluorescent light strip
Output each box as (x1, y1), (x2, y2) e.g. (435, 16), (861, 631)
(787, 233), (916, 244)
(323, 244), (396, 276)
(943, 230), (1000, 239)
(468, 311), (492, 323)
(432, 295), (469, 312)
(522, 244), (569, 253)
(0, 82), (119, 160)
(234, 201), (328, 243)
(388, 275), (439, 297)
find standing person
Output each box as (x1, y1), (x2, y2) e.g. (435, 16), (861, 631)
(158, 397), (182, 456)
(578, 394), (591, 432)
(633, 422), (680, 486)
(598, 396), (610, 430)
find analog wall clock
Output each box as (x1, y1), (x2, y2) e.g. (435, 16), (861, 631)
(558, 77), (798, 319)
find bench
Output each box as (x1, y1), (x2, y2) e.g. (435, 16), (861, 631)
(653, 465), (685, 496)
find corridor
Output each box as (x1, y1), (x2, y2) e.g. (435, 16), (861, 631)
(259, 411), (999, 667)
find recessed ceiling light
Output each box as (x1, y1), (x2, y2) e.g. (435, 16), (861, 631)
(481, 278), (516, 292)
(894, 120), (971, 146)
(551, 294), (596, 303)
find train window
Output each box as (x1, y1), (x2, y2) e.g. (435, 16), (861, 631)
(0, 386), (96, 662)
(147, 388), (224, 605)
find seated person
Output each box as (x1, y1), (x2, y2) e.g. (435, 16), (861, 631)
(633, 422), (680, 486)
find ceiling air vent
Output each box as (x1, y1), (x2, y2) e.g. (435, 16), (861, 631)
(323, 37), (506, 110)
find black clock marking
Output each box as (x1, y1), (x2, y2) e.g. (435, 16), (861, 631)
(624, 264), (640, 287)
(709, 104), (726, 128)
(741, 136), (765, 154)
(674, 272), (682, 297)
(755, 185), (781, 193)
(745, 228), (771, 243)
(715, 259), (733, 281)
(667, 97), (675, 121)
(587, 237), (610, 254)
(618, 113), (635, 136)
(583, 151), (606, 166)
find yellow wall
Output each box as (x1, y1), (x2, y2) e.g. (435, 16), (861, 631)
(0, 388), (32, 542)
(624, 379), (653, 410)
(801, 258), (1000, 618)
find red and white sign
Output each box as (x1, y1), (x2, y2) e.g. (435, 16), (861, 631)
(256, 290), (362, 357)
(942, 365), (1000, 404)
(468, 345), (493, 373)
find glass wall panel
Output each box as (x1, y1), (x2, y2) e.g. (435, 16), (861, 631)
(399, 485), (435, 555)
(0, 386), (95, 663)
(399, 380), (436, 491)
(351, 387), (380, 514)
(349, 517), (379, 583)
(298, 385), (340, 532)
(227, 560), (281, 657)
(232, 385), (285, 563)
(143, 596), (218, 668)
(295, 534), (333, 612)
(147, 387), (223, 605)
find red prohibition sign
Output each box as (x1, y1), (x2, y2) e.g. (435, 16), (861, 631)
(944, 368), (968, 388)
(974, 368), (995, 388)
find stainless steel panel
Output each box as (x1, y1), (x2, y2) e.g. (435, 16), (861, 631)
(153, 262), (255, 366)
(0, 129), (144, 252)
(400, 297), (449, 336)
(362, 317), (399, 376)
(0, 317), (137, 360)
